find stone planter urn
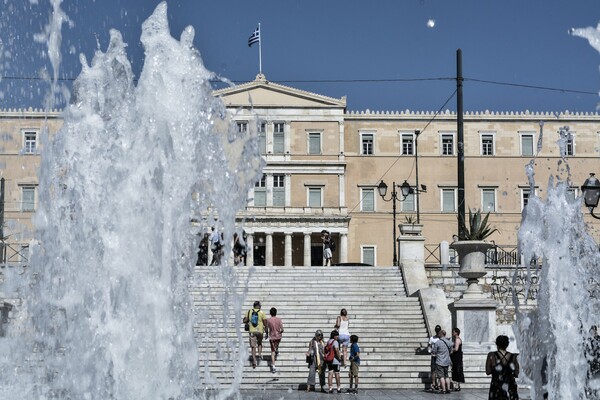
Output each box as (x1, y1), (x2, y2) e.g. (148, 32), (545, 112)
(399, 223), (423, 236)
(450, 240), (493, 298)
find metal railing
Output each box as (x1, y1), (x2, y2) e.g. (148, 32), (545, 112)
(0, 242), (28, 265)
(424, 243), (520, 266)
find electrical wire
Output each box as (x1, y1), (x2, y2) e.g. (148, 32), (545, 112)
(346, 89), (458, 215)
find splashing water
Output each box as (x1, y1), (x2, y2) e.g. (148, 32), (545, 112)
(0, 2), (262, 399)
(516, 126), (600, 399)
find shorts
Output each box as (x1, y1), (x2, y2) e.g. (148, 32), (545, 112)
(435, 364), (449, 378)
(326, 362), (340, 372)
(430, 356), (437, 370)
(249, 332), (263, 349)
(338, 334), (350, 347)
(270, 338), (281, 352)
(350, 361), (359, 377)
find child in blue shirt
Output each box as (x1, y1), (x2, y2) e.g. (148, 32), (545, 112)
(348, 334), (360, 394)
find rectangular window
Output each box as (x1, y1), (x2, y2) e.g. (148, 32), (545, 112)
(481, 134), (494, 156)
(360, 188), (375, 212)
(441, 188), (456, 213)
(402, 134), (414, 155)
(361, 133), (373, 155)
(236, 121), (248, 133)
(565, 137), (574, 156)
(308, 187), (322, 207)
(254, 175), (266, 206)
(23, 131), (37, 154)
(273, 122), (285, 154)
(521, 133), (534, 156)
(21, 186), (36, 212)
(361, 246), (375, 266)
(481, 188), (496, 212)
(308, 132), (321, 155)
(441, 134), (454, 156)
(401, 192), (415, 212)
(273, 174), (285, 207)
(258, 122), (266, 154)
(522, 188), (531, 210)
(567, 187), (578, 202)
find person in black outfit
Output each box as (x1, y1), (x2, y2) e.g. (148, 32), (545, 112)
(451, 327), (465, 391)
(486, 335), (519, 399)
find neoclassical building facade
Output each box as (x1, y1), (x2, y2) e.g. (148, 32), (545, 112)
(2, 75), (600, 266)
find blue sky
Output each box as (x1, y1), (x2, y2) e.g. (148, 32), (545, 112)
(2, 0), (600, 112)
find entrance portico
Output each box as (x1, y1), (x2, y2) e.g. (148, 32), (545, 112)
(241, 215), (349, 266)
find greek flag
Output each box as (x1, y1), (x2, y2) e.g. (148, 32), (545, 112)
(248, 26), (260, 47)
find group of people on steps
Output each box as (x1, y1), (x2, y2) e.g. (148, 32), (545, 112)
(305, 308), (360, 394)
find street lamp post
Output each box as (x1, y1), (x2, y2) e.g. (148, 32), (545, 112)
(581, 173), (600, 220)
(378, 180), (399, 266)
(399, 180), (427, 224)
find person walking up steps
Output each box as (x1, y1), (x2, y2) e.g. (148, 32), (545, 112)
(243, 301), (267, 369)
(335, 308), (351, 367)
(265, 307), (284, 373)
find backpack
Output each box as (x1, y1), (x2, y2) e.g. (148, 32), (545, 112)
(250, 309), (259, 327)
(324, 339), (336, 363)
(330, 240), (336, 252)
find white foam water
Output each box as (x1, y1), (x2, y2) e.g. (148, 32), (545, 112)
(516, 127), (600, 399)
(0, 2), (262, 399)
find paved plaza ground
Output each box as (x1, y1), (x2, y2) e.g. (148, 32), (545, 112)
(231, 389), (524, 400)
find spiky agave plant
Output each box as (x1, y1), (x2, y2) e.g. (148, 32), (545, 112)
(458, 208), (499, 240)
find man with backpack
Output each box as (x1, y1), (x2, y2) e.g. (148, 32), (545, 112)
(243, 301), (267, 368)
(324, 330), (342, 393)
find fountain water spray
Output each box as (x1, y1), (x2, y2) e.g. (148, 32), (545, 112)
(0, 2), (262, 399)
(516, 125), (600, 399)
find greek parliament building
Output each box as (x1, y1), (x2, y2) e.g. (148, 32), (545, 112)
(2, 74), (600, 267)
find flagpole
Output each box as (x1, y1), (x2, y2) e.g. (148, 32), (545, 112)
(258, 23), (262, 75)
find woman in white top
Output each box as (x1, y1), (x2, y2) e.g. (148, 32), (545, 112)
(335, 308), (351, 367)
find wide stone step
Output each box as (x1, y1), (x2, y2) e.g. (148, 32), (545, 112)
(189, 264), (448, 390)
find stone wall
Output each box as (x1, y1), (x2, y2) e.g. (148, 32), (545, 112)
(425, 265), (539, 324)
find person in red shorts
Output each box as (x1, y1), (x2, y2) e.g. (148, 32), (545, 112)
(266, 307), (284, 373)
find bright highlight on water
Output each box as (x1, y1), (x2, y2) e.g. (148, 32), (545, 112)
(0, 2), (262, 399)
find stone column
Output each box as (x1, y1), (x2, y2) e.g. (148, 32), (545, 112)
(303, 233), (311, 266)
(284, 232), (293, 267)
(449, 240), (498, 352)
(245, 233), (254, 267)
(340, 233), (348, 264)
(265, 232), (273, 267)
